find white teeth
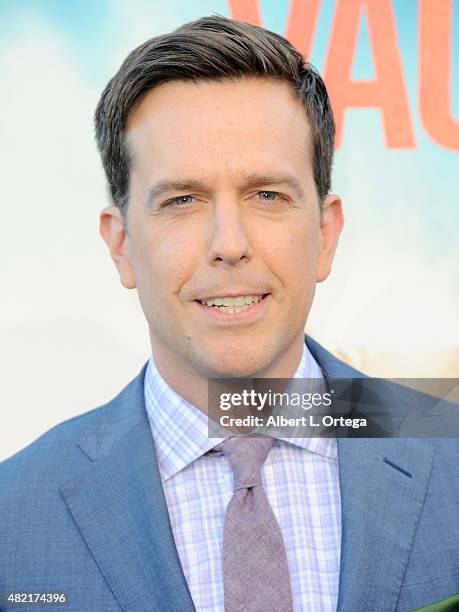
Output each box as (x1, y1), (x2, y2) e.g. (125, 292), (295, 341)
(201, 294), (264, 307)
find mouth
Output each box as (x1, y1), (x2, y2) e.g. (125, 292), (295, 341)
(194, 293), (270, 321)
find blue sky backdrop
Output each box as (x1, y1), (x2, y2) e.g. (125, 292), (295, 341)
(1, 0), (458, 380)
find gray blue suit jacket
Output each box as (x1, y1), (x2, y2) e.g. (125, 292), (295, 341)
(1, 337), (458, 612)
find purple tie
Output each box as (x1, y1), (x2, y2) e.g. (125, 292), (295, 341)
(211, 436), (294, 612)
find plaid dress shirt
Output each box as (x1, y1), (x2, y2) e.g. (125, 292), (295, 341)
(144, 344), (341, 611)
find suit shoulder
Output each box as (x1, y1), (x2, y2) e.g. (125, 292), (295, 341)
(0, 405), (105, 497)
(0, 363), (148, 484)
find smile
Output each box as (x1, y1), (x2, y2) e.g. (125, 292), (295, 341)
(195, 294), (270, 321)
(199, 294), (265, 313)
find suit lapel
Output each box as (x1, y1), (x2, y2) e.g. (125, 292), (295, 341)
(59, 366), (195, 612)
(336, 437), (434, 612)
(306, 336), (436, 612)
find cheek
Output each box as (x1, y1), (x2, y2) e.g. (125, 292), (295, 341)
(275, 227), (320, 309)
(132, 228), (199, 304)
(275, 225), (319, 274)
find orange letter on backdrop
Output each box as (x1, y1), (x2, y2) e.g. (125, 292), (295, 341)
(229, 0), (321, 59)
(228, 0), (261, 24)
(285, 0), (322, 60)
(324, 0), (415, 148)
(420, 0), (459, 150)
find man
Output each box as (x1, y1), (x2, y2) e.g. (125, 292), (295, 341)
(0, 15), (458, 612)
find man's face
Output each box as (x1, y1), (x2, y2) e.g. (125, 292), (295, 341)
(101, 77), (342, 380)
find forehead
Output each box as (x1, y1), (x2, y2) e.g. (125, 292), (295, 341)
(126, 77), (312, 179)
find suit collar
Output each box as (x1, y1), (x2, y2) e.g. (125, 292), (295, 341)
(74, 363), (149, 463)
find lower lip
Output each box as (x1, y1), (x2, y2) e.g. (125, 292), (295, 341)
(195, 294), (270, 323)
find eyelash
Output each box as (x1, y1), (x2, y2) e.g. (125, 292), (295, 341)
(163, 191), (285, 209)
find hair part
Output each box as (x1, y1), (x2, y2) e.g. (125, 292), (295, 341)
(94, 14), (335, 221)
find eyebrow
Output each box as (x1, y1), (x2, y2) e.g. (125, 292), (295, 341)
(145, 173), (305, 208)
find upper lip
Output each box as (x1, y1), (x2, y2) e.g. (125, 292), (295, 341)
(196, 292), (269, 300)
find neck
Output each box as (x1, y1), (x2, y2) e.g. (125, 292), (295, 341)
(150, 333), (306, 415)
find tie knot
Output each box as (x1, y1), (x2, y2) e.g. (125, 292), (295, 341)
(214, 436), (274, 491)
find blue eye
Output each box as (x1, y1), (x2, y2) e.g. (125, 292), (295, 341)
(258, 191), (279, 201)
(162, 195), (196, 209)
(174, 195), (194, 205)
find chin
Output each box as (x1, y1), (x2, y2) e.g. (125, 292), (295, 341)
(202, 351), (270, 379)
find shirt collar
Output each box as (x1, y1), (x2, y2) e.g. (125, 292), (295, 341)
(145, 341), (337, 481)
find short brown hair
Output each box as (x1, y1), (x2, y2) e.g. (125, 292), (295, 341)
(95, 14), (335, 218)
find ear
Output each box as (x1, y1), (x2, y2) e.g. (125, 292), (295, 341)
(99, 206), (136, 289)
(316, 194), (344, 283)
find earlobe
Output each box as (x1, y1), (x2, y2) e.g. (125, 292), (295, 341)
(316, 194), (344, 283)
(99, 206), (137, 289)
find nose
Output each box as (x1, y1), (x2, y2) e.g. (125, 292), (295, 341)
(207, 199), (253, 266)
